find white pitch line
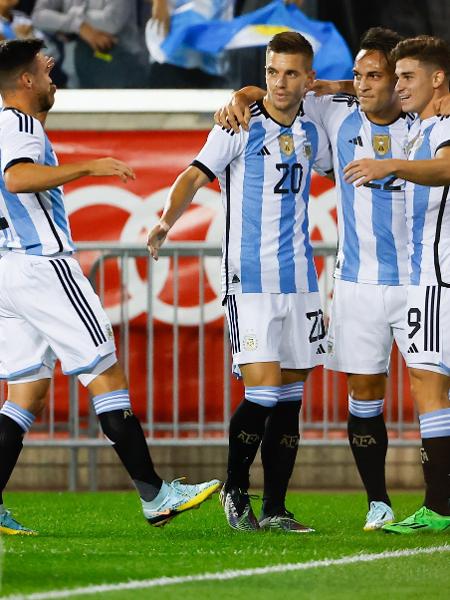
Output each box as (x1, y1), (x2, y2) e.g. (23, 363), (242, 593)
(5, 545), (449, 600)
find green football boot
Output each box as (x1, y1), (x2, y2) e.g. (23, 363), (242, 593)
(382, 506), (450, 534)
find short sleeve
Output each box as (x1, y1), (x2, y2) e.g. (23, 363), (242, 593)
(433, 117), (450, 155)
(192, 125), (247, 180)
(303, 92), (357, 138)
(311, 121), (333, 176)
(0, 111), (42, 175)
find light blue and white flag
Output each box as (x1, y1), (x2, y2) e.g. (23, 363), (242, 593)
(146, 0), (353, 79)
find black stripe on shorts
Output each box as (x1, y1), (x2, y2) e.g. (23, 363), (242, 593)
(50, 259), (106, 347)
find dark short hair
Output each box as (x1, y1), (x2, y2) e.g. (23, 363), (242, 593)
(392, 35), (450, 78)
(0, 38), (44, 90)
(359, 27), (404, 66)
(267, 31), (313, 67)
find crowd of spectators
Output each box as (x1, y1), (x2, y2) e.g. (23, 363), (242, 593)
(0, 0), (448, 89)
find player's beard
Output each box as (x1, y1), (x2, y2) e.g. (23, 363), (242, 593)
(37, 89), (55, 113)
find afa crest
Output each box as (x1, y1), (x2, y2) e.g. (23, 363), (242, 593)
(303, 141), (312, 159)
(278, 134), (295, 156)
(372, 134), (390, 156)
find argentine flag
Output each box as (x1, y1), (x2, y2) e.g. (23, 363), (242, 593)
(146, 0), (353, 79)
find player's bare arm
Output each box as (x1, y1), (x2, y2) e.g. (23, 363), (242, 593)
(214, 86), (264, 132)
(4, 158), (135, 194)
(344, 146), (450, 187)
(310, 79), (354, 96)
(147, 165), (210, 260)
(214, 78), (356, 134)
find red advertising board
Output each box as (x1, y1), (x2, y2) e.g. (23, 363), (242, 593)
(47, 130), (412, 433)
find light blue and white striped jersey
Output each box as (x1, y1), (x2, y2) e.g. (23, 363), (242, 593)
(405, 115), (450, 285)
(0, 211), (11, 253)
(0, 108), (74, 256)
(193, 101), (332, 296)
(303, 93), (415, 285)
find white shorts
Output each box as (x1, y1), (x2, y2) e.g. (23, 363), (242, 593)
(225, 292), (326, 372)
(326, 280), (407, 374)
(0, 253), (116, 385)
(405, 284), (450, 375)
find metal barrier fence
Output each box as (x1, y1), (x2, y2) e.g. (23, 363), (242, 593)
(2, 242), (418, 487)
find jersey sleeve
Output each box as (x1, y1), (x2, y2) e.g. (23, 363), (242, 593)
(303, 92), (358, 137)
(311, 121), (333, 176)
(0, 112), (42, 175)
(191, 125), (246, 181)
(433, 116), (450, 155)
(302, 93), (339, 134)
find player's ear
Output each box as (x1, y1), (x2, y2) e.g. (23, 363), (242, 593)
(20, 71), (33, 89)
(432, 69), (445, 90)
(305, 70), (316, 91)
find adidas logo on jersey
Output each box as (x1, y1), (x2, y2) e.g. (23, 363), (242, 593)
(407, 343), (419, 354)
(257, 145), (271, 156)
(348, 136), (363, 146)
(316, 344), (326, 355)
(231, 274), (240, 283)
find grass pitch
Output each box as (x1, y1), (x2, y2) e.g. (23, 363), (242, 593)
(1, 491), (449, 599)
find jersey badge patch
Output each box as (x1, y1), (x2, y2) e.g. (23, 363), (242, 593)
(278, 134), (295, 156)
(372, 134), (391, 156)
(303, 141), (312, 159)
(243, 334), (258, 351)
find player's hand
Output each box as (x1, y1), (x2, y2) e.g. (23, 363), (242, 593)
(311, 79), (341, 96)
(147, 223), (169, 260)
(435, 93), (450, 117)
(87, 158), (135, 183)
(151, 0), (171, 37)
(214, 92), (251, 133)
(343, 158), (394, 186)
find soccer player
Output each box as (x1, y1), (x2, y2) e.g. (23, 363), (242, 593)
(215, 28), (414, 530)
(344, 35), (450, 533)
(0, 38), (220, 536)
(147, 32), (332, 532)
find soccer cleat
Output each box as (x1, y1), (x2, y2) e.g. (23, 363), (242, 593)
(259, 508), (315, 533)
(363, 501), (395, 531)
(382, 506), (450, 534)
(0, 510), (37, 536)
(220, 486), (260, 531)
(143, 478), (221, 527)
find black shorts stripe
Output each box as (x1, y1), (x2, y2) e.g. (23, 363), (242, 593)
(50, 260), (101, 347)
(436, 286), (441, 352)
(229, 296), (241, 353)
(227, 296), (237, 353)
(424, 285), (440, 353)
(431, 286), (436, 351)
(57, 259), (107, 344)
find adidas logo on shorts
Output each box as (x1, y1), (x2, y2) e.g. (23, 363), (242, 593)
(316, 344), (326, 355)
(407, 343), (419, 354)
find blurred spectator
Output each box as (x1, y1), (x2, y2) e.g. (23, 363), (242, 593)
(32, 0), (149, 88)
(227, 0), (317, 89)
(316, 0), (450, 57)
(16, 0), (35, 13)
(147, 0), (234, 89)
(379, 0), (450, 44)
(0, 0), (35, 39)
(0, 0), (67, 85)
